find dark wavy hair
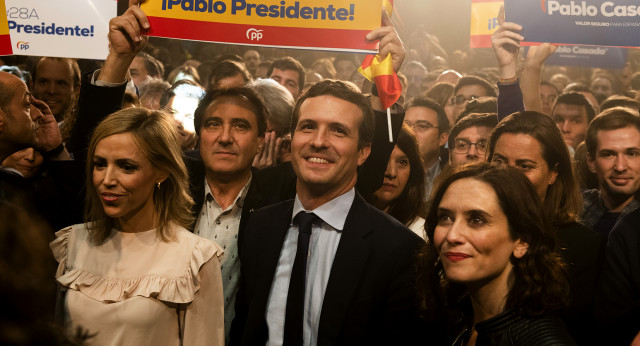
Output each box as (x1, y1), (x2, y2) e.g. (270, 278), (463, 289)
(487, 111), (582, 226)
(416, 162), (568, 319)
(368, 125), (425, 226)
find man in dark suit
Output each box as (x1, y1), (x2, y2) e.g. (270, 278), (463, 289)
(231, 78), (426, 345)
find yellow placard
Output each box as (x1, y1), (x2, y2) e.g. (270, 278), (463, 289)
(470, 1), (503, 36)
(141, 0), (379, 30)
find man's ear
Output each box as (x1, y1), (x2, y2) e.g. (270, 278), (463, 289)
(587, 152), (597, 174)
(357, 144), (371, 166)
(438, 132), (449, 147)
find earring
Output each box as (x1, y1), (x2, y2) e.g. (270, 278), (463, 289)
(156, 182), (161, 189)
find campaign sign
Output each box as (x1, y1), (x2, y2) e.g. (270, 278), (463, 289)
(506, 0), (640, 47)
(470, 0), (503, 48)
(528, 45), (627, 69)
(0, 0), (12, 55)
(141, 0), (381, 53)
(5, 0), (116, 59)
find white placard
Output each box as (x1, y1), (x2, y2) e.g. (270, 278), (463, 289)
(5, 0), (116, 59)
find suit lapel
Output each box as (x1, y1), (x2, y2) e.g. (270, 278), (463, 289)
(246, 201), (295, 328)
(317, 193), (373, 344)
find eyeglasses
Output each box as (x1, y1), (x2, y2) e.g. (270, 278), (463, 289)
(452, 138), (488, 154)
(404, 120), (438, 132)
(451, 95), (480, 106)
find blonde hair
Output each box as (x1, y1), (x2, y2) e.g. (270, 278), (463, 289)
(85, 108), (194, 244)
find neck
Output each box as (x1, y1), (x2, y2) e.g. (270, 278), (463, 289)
(116, 207), (158, 233)
(467, 269), (512, 324)
(600, 187), (634, 213)
(296, 178), (356, 210)
(423, 155), (438, 171)
(205, 169), (251, 210)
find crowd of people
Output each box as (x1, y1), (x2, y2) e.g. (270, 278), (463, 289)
(2, 2), (640, 345)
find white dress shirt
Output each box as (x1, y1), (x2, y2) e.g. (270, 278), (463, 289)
(266, 188), (355, 346)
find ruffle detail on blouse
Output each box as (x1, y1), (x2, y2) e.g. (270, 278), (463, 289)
(52, 227), (223, 304)
(51, 226), (72, 279)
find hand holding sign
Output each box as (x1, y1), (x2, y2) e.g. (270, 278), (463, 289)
(491, 5), (523, 80)
(99, 5), (150, 83)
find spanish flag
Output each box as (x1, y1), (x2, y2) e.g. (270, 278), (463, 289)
(0, 0), (12, 56)
(470, 0), (503, 48)
(358, 53), (402, 110)
(358, 0), (401, 110)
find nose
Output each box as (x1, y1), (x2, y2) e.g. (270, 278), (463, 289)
(467, 144), (478, 158)
(443, 219), (465, 246)
(384, 160), (397, 179)
(614, 154), (628, 172)
(218, 124), (233, 145)
(29, 103), (43, 123)
(102, 165), (118, 187)
(25, 148), (36, 162)
(561, 120), (571, 133)
(310, 128), (329, 149)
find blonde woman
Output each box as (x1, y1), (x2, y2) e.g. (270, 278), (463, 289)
(51, 108), (224, 345)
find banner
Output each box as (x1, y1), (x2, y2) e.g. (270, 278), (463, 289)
(141, 0), (381, 53)
(0, 0), (12, 55)
(528, 45), (627, 69)
(470, 0), (503, 48)
(506, 0), (640, 47)
(5, 0), (116, 60)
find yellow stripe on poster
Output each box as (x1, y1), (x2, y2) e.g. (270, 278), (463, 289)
(470, 1), (503, 36)
(142, 0), (379, 30)
(0, 0), (10, 35)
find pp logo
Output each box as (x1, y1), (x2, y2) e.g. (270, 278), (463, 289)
(16, 41), (29, 50)
(246, 28), (263, 41)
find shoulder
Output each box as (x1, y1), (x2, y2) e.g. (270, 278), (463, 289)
(508, 315), (576, 345)
(173, 225), (224, 261)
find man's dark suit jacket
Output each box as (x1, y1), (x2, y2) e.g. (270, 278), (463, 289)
(230, 192), (426, 345)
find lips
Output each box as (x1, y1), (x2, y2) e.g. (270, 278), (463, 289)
(101, 192), (124, 202)
(610, 176), (631, 186)
(444, 252), (471, 262)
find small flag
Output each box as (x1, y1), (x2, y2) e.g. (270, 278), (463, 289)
(358, 53), (402, 110)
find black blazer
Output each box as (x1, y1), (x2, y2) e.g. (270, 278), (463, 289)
(230, 192), (426, 345)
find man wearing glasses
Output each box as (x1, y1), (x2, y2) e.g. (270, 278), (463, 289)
(403, 98), (450, 199)
(447, 113), (499, 168)
(452, 76), (497, 119)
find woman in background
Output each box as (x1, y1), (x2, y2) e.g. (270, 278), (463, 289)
(366, 125), (426, 238)
(51, 108), (224, 345)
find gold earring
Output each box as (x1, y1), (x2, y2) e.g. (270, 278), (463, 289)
(156, 182), (161, 189)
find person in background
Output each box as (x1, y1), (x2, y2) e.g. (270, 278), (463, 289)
(366, 125), (426, 238)
(1, 147), (44, 179)
(208, 60), (251, 88)
(30, 57), (81, 123)
(424, 81), (455, 126)
(139, 80), (171, 110)
(243, 49), (261, 78)
(159, 80), (205, 152)
(447, 113), (497, 168)
(51, 107), (225, 345)
(552, 92), (596, 150)
(268, 57), (306, 99)
(540, 81), (559, 115)
(417, 163), (574, 345)
(582, 107), (640, 236)
(452, 76), (497, 119)
(404, 97), (450, 199)
(249, 78), (296, 167)
(129, 52), (164, 88)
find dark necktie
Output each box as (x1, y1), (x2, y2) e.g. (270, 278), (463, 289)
(283, 211), (319, 346)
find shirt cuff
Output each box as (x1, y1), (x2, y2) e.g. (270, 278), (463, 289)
(91, 69), (127, 87)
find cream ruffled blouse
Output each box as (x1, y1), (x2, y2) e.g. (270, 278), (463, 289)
(50, 223), (224, 346)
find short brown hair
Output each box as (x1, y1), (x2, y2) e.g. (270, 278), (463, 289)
(291, 79), (374, 149)
(586, 106), (640, 157)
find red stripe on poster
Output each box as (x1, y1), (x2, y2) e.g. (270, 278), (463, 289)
(146, 16), (377, 52)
